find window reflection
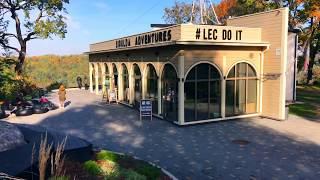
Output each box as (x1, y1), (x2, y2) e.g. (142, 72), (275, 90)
(161, 64), (178, 121)
(122, 64), (129, 103)
(184, 63), (221, 122)
(146, 64), (158, 114)
(133, 64), (141, 109)
(226, 62), (258, 116)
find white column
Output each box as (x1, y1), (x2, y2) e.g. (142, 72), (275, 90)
(157, 77), (162, 115)
(221, 56), (226, 118)
(142, 68), (146, 100)
(89, 64), (93, 93)
(178, 55), (185, 125)
(94, 64), (99, 95)
(129, 73), (134, 104)
(221, 79), (226, 118)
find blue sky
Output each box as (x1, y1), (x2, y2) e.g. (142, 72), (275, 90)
(26, 0), (197, 56)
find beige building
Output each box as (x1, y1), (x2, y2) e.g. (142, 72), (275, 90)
(87, 8), (296, 125)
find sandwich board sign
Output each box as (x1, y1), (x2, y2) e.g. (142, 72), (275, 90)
(108, 89), (117, 104)
(140, 99), (152, 121)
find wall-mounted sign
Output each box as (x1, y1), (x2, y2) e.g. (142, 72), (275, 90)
(116, 29), (172, 49)
(140, 99), (152, 121)
(195, 28), (243, 41)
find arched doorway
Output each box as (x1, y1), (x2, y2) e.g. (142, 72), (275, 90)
(122, 64), (129, 103)
(161, 64), (178, 121)
(104, 63), (110, 91)
(226, 62), (258, 116)
(184, 63), (221, 122)
(146, 64), (158, 114)
(97, 64), (103, 91)
(91, 64), (96, 90)
(133, 64), (142, 109)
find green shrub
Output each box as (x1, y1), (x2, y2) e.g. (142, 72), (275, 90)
(96, 150), (119, 162)
(48, 176), (69, 180)
(104, 169), (121, 180)
(135, 164), (161, 179)
(122, 169), (146, 180)
(83, 160), (103, 176)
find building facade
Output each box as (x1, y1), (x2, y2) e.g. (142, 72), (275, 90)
(87, 8), (294, 125)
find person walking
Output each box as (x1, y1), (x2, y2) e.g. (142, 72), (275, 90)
(58, 85), (66, 108)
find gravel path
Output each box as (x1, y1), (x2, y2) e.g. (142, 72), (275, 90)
(5, 90), (320, 180)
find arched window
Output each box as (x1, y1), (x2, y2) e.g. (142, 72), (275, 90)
(122, 64), (129, 103)
(226, 62), (258, 116)
(112, 64), (118, 88)
(161, 64), (178, 121)
(146, 64), (158, 114)
(185, 63), (221, 122)
(133, 64), (142, 108)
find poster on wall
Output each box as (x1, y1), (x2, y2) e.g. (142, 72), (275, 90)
(140, 99), (152, 121)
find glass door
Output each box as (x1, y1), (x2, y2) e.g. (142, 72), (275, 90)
(162, 80), (178, 121)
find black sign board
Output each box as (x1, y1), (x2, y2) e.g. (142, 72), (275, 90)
(140, 99), (152, 121)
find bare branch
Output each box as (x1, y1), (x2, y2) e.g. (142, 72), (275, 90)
(24, 31), (37, 42)
(0, 40), (20, 53)
(2, 32), (18, 39)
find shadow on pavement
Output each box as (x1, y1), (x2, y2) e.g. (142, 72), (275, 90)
(29, 93), (320, 180)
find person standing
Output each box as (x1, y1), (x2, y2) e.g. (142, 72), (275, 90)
(58, 85), (66, 108)
(83, 76), (89, 90)
(76, 76), (82, 89)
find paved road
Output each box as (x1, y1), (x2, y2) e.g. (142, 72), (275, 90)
(6, 90), (320, 180)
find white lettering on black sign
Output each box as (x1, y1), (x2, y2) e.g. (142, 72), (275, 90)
(195, 28), (242, 41)
(116, 38), (131, 48)
(115, 30), (172, 49)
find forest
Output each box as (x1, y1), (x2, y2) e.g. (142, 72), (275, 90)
(0, 55), (88, 101)
(23, 54), (89, 89)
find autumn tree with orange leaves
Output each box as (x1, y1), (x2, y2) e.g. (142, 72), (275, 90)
(214, 0), (236, 24)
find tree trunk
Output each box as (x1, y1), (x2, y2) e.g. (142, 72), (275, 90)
(306, 57), (314, 85)
(15, 45), (26, 77)
(306, 37), (320, 85)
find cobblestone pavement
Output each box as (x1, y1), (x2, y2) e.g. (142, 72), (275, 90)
(6, 90), (320, 180)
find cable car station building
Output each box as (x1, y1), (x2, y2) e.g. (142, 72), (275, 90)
(87, 8), (295, 125)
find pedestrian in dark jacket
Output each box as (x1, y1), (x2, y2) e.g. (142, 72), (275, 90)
(77, 76), (82, 89)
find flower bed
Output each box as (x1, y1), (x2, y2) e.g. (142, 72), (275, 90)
(61, 150), (172, 180)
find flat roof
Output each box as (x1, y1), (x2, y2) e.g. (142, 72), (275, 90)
(88, 24), (269, 54)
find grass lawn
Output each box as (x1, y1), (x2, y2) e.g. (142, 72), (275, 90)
(289, 84), (320, 119)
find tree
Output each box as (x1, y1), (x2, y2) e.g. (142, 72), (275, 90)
(0, 0), (69, 76)
(215, 0), (236, 24)
(163, 0), (195, 24)
(293, 0), (320, 84)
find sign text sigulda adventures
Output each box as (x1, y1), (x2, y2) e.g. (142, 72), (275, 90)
(116, 30), (172, 48)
